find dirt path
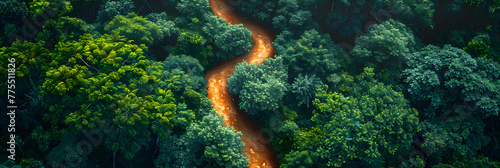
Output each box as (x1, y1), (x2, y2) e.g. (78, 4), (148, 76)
(205, 0), (279, 167)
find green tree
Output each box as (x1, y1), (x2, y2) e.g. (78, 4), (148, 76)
(404, 45), (500, 161)
(0, 0), (28, 44)
(326, 0), (434, 36)
(281, 150), (320, 168)
(352, 19), (418, 70)
(272, 0), (318, 34)
(155, 110), (249, 168)
(201, 15), (252, 60)
(463, 34), (491, 58)
(214, 24), (252, 60)
(404, 45), (500, 118)
(39, 34), (204, 160)
(104, 12), (162, 47)
(96, 0), (134, 23)
(162, 55), (206, 93)
(176, 0), (211, 20)
(146, 12), (179, 38)
(274, 29), (342, 81)
(313, 67), (420, 167)
(227, 57), (288, 116)
(291, 74), (323, 107)
(171, 30), (214, 67)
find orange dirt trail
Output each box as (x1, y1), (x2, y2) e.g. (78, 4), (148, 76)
(205, 0), (279, 168)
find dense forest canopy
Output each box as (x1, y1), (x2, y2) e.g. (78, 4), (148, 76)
(0, 0), (499, 167)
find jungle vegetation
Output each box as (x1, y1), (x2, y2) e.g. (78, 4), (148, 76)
(1, 0), (500, 167)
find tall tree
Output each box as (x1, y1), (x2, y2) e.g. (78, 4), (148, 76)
(227, 57), (288, 116)
(352, 19), (419, 70)
(313, 67), (419, 167)
(155, 110), (248, 168)
(274, 29), (342, 81)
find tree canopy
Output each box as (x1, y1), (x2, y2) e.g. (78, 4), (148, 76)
(227, 57), (288, 116)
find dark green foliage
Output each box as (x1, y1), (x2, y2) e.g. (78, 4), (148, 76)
(214, 24), (252, 60)
(155, 110), (248, 168)
(313, 68), (419, 167)
(36, 16), (91, 46)
(162, 55), (206, 93)
(404, 45), (500, 118)
(45, 133), (95, 168)
(104, 12), (162, 47)
(202, 15), (252, 60)
(274, 29), (342, 81)
(327, 0), (434, 36)
(352, 19), (418, 70)
(0, 158), (45, 168)
(176, 0), (211, 20)
(146, 12), (179, 38)
(432, 155), (500, 168)
(154, 134), (196, 168)
(419, 118), (490, 161)
(404, 45), (500, 163)
(0, 0), (28, 44)
(272, 0), (318, 34)
(291, 74), (323, 107)
(96, 0), (134, 23)
(237, 0), (278, 21)
(281, 150), (320, 168)
(227, 57), (288, 115)
(29, 126), (61, 152)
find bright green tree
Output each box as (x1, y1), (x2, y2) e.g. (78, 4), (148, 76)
(40, 34), (204, 160)
(104, 12), (163, 47)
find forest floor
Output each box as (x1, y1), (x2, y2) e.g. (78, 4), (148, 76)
(205, 0), (279, 167)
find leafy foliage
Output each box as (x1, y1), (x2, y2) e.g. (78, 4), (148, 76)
(146, 12), (179, 38)
(39, 34), (204, 160)
(0, 0), (28, 44)
(464, 34), (491, 58)
(176, 0), (211, 20)
(404, 45), (500, 118)
(313, 68), (419, 167)
(96, 0), (134, 23)
(291, 74), (323, 107)
(213, 24), (252, 60)
(155, 110), (248, 168)
(281, 150), (320, 168)
(326, 0), (435, 36)
(274, 29), (342, 81)
(36, 16), (92, 46)
(171, 29), (214, 67)
(352, 19), (419, 70)
(272, 0), (318, 34)
(104, 12), (162, 47)
(202, 15), (252, 60)
(227, 57), (288, 115)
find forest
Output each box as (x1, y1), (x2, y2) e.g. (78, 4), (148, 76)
(0, 0), (500, 167)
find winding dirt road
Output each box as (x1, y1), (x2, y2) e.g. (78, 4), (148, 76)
(205, 0), (279, 167)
